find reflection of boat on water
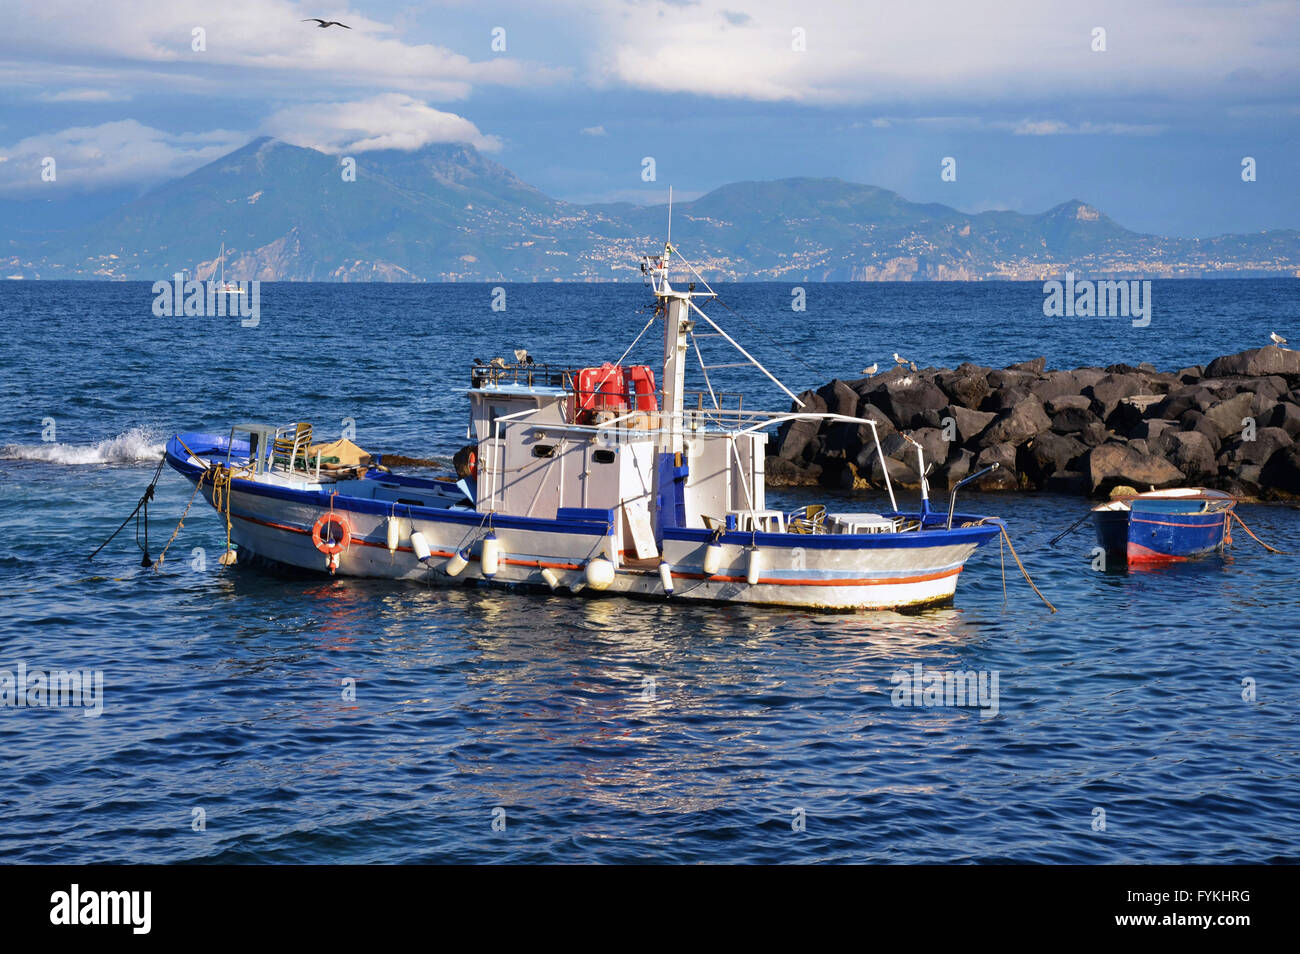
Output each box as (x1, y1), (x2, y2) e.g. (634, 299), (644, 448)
(209, 241), (244, 296)
(1092, 488), (1235, 565)
(164, 235), (1008, 610)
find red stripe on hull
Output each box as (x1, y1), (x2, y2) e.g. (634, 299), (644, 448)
(1126, 542), (1190, 565)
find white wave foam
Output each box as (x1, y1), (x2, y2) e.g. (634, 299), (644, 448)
(0, 427), (165, 465)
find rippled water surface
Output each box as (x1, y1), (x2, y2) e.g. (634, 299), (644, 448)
(1, 280), (1298, 863)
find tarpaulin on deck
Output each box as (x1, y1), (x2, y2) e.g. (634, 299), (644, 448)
(307, 438), (372, 469)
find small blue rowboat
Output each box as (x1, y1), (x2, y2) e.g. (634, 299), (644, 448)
(1092, 488), (1236, 566)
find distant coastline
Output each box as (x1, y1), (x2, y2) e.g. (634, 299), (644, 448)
(4, 139), (1298, 283)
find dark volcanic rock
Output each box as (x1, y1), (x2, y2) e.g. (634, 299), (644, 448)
(1131, 418), (1179, 442)
(868, 378), (948, 429)
(935, 366), (992, 409)
(1046, 394), (1091, 415)
(1205, 345), (1300, 379)
(1159, 430), (1218, 482)
(974, 443), (1020, 490)
(987, 368), (1038, 392)
(940, 448), (974, 489)
(1079, 421), (1109, 447)
(1051, 405), (1100, 434)
(1201, 392), (1257, 441)
(1007, 356), (1047, 374)
(1025, 431), (1087, 483)
(1044, 470), (1088, 494)
(1085, 443), (1185, 496)
(792, 348), (1300, 498)
(1261, 445), (1300, 495)
(1085, 373), (1144, 419)
(775, 389), (827, 460)
(983, 397), (1052, 446)
(1222, 427), (1294, 467)
(948, 405), (996, 445)
(816, 379), (860, 418)
(765, 456), (822, 486)
(1269, 401), (1300, 437)
(1106, 395), (1164, 437)
(1031, 370), (1085, 403)
(909, 427), (951, 470)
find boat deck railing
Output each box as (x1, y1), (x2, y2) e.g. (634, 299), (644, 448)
(483, 405), (923, 514)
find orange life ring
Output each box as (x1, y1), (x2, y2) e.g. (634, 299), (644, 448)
(312, 512), (351, 555)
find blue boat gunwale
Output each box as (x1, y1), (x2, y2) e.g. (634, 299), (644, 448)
(167, 435), (1002, 549)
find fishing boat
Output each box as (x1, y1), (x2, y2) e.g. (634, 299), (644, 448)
(163, 239), (1009, 610)
(209, 241), (244, 296)
(1091, 488), (1236, 565)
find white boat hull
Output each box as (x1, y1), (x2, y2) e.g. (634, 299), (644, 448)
(197, 477), (987, 611)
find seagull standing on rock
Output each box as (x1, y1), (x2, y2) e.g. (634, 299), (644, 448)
(1271, 332), (1287, 345)
(893, 352), (908, 367)
(861, 362), (878, 376)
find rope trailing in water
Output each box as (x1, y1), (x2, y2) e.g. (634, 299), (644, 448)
(150, 467), (210, 570)
(88, 453), (166, 565)
(973, 519), (1056, 613)
(998, 532), (1008, 608)
(1228, 510), (1288, 554)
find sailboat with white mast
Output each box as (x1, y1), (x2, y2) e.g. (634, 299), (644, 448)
(163, 230), (1007, 610)
(210, 241), (244, 296)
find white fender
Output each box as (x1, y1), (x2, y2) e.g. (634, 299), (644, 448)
(481, 534), (501, 577)
(585, 557), (615, 590)
(386, 515), (401, 554)
(443, 548), (469, 577)
(410, 531), (432, 564)
(658, 562), (674, 595)
(746, 547), (763, 586)
(703, 541), (723, 576)
(540, 567), (560, 590)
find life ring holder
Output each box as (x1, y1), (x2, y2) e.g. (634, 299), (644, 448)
(312, 510), (352, 556)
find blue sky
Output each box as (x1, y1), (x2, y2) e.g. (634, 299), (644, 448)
(1, 0), (1298, 236)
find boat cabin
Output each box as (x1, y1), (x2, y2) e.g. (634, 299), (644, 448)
(468, 361), (768, 558)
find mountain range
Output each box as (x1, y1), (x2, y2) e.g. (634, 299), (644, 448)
(4, 137), (1299, 282)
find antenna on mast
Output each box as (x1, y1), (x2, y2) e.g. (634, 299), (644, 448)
(667, 186), (673, 247)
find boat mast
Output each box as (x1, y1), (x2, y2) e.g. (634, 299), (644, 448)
(650, 242), (692, 456)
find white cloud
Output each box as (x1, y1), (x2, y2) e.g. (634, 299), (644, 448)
(579, 125), (607, 136)
(0, 120), (245, 194)
(36, 88), (133, 103)
(261, 93), (500, 153)
(1013, 119), (1165, 136)
(563, 0), (1300, 106)
(5, 1), (567, 100)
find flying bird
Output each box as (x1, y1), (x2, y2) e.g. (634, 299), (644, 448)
(1271, 332), (1287, 345)
(861, 362), (878, 376)
(302, 18), (351, 29)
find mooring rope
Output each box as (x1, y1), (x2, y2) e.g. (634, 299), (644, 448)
(972, 518), (1056, 613)
(88, 453), (166, 564)
(150, 468), (210, 570)
(1228, 510), (1288, 554)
